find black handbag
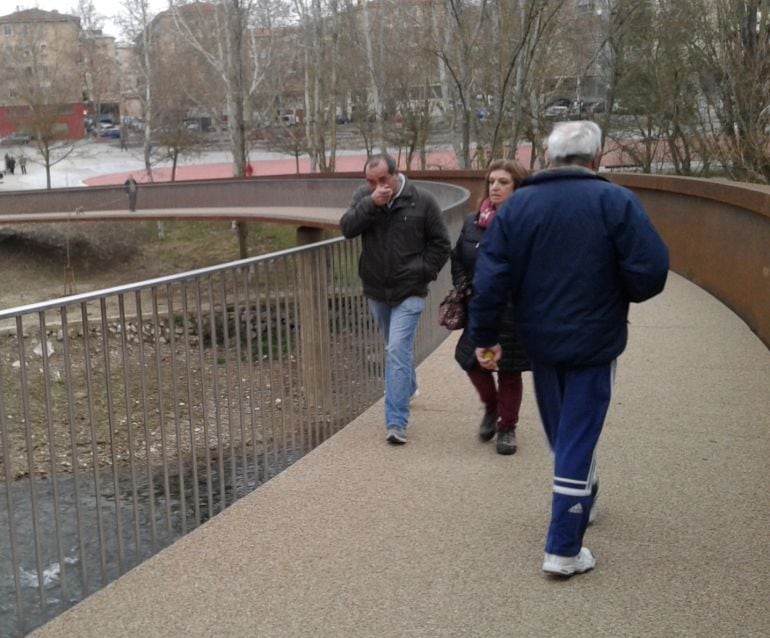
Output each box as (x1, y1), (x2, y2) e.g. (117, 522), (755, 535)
(438, 283), (471, 330)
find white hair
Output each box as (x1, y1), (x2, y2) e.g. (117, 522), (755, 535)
(545, 120), (602, 166)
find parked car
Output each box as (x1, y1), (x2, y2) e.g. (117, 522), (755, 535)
(98, 127), (121, 139)
(589, 100), (629, 115)
(542, 98), (571, 119)
(0, 133), (32, 146)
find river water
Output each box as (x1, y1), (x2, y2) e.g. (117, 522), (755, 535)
(0, 445), (303, 637)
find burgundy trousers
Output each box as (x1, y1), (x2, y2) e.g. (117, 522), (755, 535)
(466, 368), (523, 431)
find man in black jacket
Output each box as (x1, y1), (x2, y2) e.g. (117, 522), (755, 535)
(341, 154), (450, 444)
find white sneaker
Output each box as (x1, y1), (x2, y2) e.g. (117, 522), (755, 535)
(542, 547), (596, 576)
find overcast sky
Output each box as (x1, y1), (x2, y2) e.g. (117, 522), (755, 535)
(10, 0), (167, 40)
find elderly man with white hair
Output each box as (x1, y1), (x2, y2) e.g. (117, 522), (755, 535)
(469, 120), (669, 576)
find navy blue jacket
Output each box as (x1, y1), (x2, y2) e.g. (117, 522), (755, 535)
(469, 168), (669, 367)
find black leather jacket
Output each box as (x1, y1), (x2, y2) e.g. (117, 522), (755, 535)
(450, 212), (530, 373)
(340, 177), (450, 305)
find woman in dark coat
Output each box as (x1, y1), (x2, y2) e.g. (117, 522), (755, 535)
(450, 159), (530, 455)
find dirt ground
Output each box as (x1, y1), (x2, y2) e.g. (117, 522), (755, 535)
(0, 220), (312, 481)
(0, 220), (297, 310)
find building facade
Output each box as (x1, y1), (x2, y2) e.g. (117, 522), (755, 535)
(0, 8), (121, 141)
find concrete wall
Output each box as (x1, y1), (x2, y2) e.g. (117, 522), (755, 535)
(609, 174), (770, 349)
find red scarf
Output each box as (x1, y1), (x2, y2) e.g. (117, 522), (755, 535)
(478, 197), (497, 228)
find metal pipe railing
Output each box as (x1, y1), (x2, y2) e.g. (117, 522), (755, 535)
(0, 184), (469, 635)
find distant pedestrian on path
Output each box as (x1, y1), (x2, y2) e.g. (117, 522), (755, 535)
(340, 153), (450, 445)
(245, 162), (254, 177)
(7, 155), (15, 175)
(124, 174), (138, 211)
(18, 155), (27, 175)
(470, 121), (669, 577)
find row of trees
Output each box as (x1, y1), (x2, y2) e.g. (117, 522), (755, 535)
(4, 1), (765, 186)
(106, 0), (766, 184)
(606, 0), (769, 182)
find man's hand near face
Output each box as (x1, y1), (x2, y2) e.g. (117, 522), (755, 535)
(371, 184), (393, 206)
(365, 160), (398, 207)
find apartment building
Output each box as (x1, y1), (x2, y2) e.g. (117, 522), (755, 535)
(0, 8), (121, 141)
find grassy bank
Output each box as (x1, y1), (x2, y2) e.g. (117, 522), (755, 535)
(0, 220), (304, 310)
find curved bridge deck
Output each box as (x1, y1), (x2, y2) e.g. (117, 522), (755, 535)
(0, 206), (344, 229)
(31, 272), (769, 637)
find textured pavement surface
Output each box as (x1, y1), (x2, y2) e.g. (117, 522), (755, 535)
(31, 272), (770, 638)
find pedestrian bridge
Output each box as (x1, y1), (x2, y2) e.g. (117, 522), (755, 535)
(0, 174), (767, 637)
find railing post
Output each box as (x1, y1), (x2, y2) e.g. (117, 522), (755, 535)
(237, 222), (249, 259)
(296, 227), (333, 445)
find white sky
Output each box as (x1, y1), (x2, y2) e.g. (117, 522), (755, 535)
(8, 0), (167, 40)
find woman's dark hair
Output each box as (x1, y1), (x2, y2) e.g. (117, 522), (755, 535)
(479, 159), (530, 209)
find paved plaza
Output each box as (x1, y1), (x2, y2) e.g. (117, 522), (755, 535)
(0, 139), (458, 192)
(0, 135), (640, 192)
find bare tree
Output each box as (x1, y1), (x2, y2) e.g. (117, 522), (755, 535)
(118, 0), (157, 181)
(263, 123), (309, 173)
(489, 0), (567, 163)
(79, 14), (120, 133)
(4, 19), (81, 188)
(431, 0), (492, 168)
(356, 0), (387, 153)
(604, 1), (700, 173)
(289, 0), (340, 172)
(152, 115), (206, 181)
(17, 105), (78, 190)
(688, 0), (770, 182)
(169, 0), (277, 257)
(324, 0), (340, 171)
(169, 1), (271, 176)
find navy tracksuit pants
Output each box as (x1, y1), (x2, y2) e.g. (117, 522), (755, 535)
(532, 360), (615, 557)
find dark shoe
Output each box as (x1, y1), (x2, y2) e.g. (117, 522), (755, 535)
(386, 427), (407, 445)
(478, 412), (497, 441)
(495, 429), (517, 455)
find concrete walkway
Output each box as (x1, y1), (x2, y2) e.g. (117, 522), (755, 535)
(31, 272), (770, 637)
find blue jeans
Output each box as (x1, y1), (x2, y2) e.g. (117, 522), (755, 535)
(368, 296), (424, 429)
